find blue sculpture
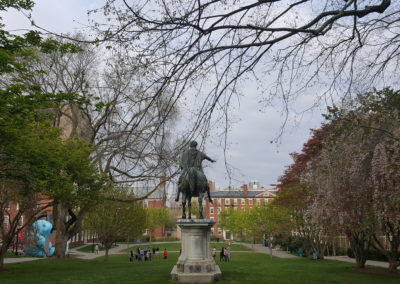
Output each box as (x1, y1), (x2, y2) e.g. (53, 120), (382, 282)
(24, 220), (55, 257)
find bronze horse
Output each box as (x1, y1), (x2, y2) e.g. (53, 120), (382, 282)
(176, 168), (212, 219)
(175, 141), (214, 219)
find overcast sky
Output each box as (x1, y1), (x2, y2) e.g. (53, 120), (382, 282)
(2, 0), (327, 189)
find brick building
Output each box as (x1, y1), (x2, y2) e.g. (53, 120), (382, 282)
(129, 179), (167, 239)
(205, 181), (276, 240)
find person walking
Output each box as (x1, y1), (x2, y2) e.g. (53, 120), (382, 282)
(223, 247), (228, 261)
(94, 244), (99, 254)
(130, 250), (134, 262)
(225, 247), (230, 262)
(220, 247), (224, 262)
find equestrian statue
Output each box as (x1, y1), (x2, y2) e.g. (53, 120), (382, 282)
(175, 141), (215, 219)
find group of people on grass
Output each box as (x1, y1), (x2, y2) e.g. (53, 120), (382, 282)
(129, 247), (169, 262)
(211, 247), (230, 262)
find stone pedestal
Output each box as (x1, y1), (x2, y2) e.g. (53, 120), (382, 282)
(171, 219), (222, 283)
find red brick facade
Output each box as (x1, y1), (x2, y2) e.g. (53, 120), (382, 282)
(205, 183), (276, 240)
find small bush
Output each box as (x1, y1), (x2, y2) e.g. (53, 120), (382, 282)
(347, 248), (388, 261)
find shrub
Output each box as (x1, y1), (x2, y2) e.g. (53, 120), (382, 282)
(347, 248), (388, 261)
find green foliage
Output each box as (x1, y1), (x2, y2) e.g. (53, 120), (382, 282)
(220, 203), (292, 244)
(0, 0), (34, 12)
(84, 188), (147, 255)
(145, 207), (171, 233)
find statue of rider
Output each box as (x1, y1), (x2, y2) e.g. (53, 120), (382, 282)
(175, 141), (215, 204)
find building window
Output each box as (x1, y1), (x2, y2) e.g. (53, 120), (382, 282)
(225, 198), (230, 205)
(256, 199), (261, 205)
(241, 199), (245, 205)
(233, 199), (238, 205)
(218, 207), (222, 214)
(210, 207), (214, 215)
(249, 199), (253, 205)
(143, 200), (148, 208)
(210, 217), (214, 221)
(217, 199), (222, 205)
(218, 227), (222, 234)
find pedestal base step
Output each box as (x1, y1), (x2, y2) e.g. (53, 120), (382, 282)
(171, 265), (222, 283)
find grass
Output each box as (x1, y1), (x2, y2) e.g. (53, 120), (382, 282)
(4, 252), (26, 258)
(0, 251), (398, 283)
(122, 242), (250, 253)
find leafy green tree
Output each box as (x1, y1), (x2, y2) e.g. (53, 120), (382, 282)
(250, 203), (292, 258)
(145, 207), (170, 242)
(0, 0), (108, 263)
(84, 188), (146, 260)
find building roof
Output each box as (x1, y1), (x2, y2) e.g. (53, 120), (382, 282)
(210, 190), (275, 198)
(127, 186), (165, 200)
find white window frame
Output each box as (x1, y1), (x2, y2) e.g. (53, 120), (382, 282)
(249, 199), (253, 205)
(241, 198), (245, 205)
(225, 198), (230, 205)
(210, 207), (214, 215)
(233, 199), (238, 205)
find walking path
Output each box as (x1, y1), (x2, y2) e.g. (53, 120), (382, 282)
(4, 257), (43, 264)
(237, 243), (295, 259)
(68, 244), (126, 260)
(237, 242), (396, 270)
(325, 255), (398, 270)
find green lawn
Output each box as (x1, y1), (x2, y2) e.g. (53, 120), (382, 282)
(4, 252), (26, 258)
(122, 242), (250, 253)
(0, 252), (398, 283)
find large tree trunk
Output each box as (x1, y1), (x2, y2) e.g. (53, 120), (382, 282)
(105, 248), (109, 260)
(54, 202), (69, 259)
(388, 260), (399, 273)
(0, 245), (7, 270)
(371, 234), (400, 273)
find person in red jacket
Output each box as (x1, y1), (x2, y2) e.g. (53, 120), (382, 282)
(163, 248), (168, 259)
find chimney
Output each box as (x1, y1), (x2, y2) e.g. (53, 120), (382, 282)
(241, 184), (248, 195)
(208, 181), (215, 192)
(159, 176), (167, 189)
